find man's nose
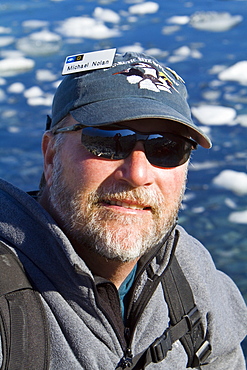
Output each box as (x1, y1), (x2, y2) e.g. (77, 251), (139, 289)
(114, 142), (155, 188)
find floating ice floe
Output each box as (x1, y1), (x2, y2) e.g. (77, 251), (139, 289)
(16, 30), (62, 56)
(224, 198), (237, 209)
(22, 20), (49, 30)
(167, 15), (190, 25)
(93, 7), (120, 23)
(190, 12), (243, 32)
(24, 86), (53, 106)
(228, 210), (247, 224)
(0, 89), (6, 102)
(236, 115), (247, 127)
(218, 61), (247, 85)
(0, 78), (6, 85)
(7, 82), (25, 94)
(128, 2), (159, 15)
(27, 95), (53, 106)
(56, 16), (121, 39)
(118, 44), (144, 53)
(191, 105), (236, 125)
(24, 86), (44, 99)
(36, 69), (57, 82)
(168, 46), (202, 63)
(0, 26), (12, 34)
(0, 57), (35, 77)
(162, 25), (181, 35)
(202, 89), (221, 101)
(212, 170), (247, 196)
(0, 37), (15, 47)
(144, 48), (169, 58)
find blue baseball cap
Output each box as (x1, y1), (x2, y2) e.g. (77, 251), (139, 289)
(49, 51), (211, 148)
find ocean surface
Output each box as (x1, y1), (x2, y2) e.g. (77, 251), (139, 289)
(1, 0), (247, 357)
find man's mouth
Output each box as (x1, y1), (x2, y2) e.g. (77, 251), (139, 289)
(103, 199), (151, 211)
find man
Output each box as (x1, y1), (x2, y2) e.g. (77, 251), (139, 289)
(0, 50), (246, 369)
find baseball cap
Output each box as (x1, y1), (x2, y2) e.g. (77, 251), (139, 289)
(48, 50), (212, 149)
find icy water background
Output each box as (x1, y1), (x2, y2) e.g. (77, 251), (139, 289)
(1, 0), (247, 357)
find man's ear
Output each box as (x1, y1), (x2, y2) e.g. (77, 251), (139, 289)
(42, 131), (56, 187)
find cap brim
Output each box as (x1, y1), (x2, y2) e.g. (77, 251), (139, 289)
(70, 97), (212, 149)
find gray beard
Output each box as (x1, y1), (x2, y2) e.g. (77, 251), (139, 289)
(49, 153), (185, 262)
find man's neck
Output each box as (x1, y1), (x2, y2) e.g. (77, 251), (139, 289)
(74, 244), (138, 289)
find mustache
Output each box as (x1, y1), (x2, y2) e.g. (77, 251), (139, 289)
(89, 183), (165, 211)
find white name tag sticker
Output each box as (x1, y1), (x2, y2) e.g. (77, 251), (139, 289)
(62, 48), (116, 75)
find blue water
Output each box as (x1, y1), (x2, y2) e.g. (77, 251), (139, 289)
(1, 0), (247, 357)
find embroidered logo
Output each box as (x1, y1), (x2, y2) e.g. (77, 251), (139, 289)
(113, 62), (176, 93)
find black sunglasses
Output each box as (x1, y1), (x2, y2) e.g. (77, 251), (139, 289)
(53, 124), (197, 168)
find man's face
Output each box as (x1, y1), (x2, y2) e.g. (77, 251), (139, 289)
(43, 118), (188, 262)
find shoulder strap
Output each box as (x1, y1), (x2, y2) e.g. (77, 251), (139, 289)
(0, 241), (50, 370)
(121, 250), (211, 369)
(161, 254), (211, 367)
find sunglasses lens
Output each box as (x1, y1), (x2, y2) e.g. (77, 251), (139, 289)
(81, 128), (194, 167)
(81, 128), (136, 159)
(144, 134), (192, 168)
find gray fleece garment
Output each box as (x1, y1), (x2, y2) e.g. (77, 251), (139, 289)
(0, 178), (246, 369)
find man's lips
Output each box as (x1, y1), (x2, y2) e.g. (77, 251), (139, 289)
(101, 199), (151, 211)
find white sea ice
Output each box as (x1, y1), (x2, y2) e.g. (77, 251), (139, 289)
(162, 25), (180, 35)
(218, 61), (247, 85)
(0, 89), (6, 102)
(190, 12), (243, 32)
(128, 2), (159, 15)
(167, 16), (190, 25)
(0, 36), (15, 47)
(36, 69), (57, 82)
(202, 90), (221, 101)
(24, 86), (44, 99)
(22, 20), (49, 29)
(93, 7), (120, 23)
(191, 105), (236, 125)
(209, 65), (227, 75)
(224, 198), (237, 209)
(0, 57), (35, 77)
(212, 170), (247, 195)
(0, 27), (12, 34)
(27, 95), (53, 106)
(118, 44), (144, 53)
(168, 46), (202, 63)
(25, 29), (61, 43)
(7, 82), (25, 94)
(0, 78), (6, 86)
(229, 210), (247, 224)
(1, 50), (24, 59)
(236, 115), (247, 127)
(56, 16), (121, 39)
(23, 86), (53, 106)
(16, 30), (62, 56)
(144, 48), (169, 58)
(8, 126), (21, 134)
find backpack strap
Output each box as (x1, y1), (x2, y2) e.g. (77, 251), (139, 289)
(120, 252), (211, 369)
(161, 255), (211, 367)
(0, 241), (50, 370)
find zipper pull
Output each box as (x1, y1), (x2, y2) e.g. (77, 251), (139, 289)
(118, 348), (133, 369)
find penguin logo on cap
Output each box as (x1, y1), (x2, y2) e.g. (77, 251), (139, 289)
(113, 62), (176, 93)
